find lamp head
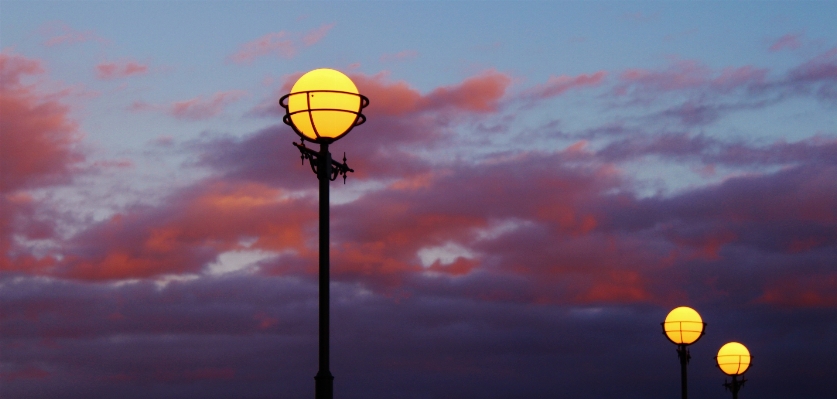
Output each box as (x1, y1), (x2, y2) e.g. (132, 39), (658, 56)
(279, 68), (369, 144)
(716, 342), (751, 376)
(662, 306), (705, 345)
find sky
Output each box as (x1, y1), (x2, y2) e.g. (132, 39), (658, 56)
(1, 1), (836, 398)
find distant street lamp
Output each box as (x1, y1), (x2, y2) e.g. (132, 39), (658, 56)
(716, 342), (751, 399)
(662, 306), (706, 399)
(280, 68), (369, 399)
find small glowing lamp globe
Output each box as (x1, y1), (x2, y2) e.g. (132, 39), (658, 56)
(663, 306), (705, 345)
(280, 68), (369, 143)
(716, 342), (751, 376)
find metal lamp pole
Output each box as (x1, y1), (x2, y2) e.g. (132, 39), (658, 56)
(676, 344), (690, 399)
(717, 342), (752, 399)
(316, 142), (332, 398)
(292, 141), (354, 398)
(662, 307), (706, 399)
(279, 68), (368, 399)
(723, 374), (747, 399)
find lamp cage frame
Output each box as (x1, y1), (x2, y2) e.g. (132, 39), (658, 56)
(280, 90), (370, 144)
(716, 353), (753, 376)
(661, 321), (707, 346)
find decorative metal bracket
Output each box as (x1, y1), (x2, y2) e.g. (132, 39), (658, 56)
(293, 141), (354, 183)
(723, 376), (746, 396)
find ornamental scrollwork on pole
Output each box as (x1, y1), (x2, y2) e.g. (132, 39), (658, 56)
(293, 140), (355, 183)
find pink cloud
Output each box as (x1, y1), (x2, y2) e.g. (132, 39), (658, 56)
(129, 91), (247, 120)
(2, 50), (836, 399)
(128, 100), (154, 112)
(40, 22), (108, 47)
(758, 274), (837, 307)
(769, 33), (803, 52)
(620, 60), (709, 91)
(169, 90), (247, 120)
(423, 70), (512, 113)
(345, 72), (423, 116)
(787, 47), (837, 83)
(616, 59), (767, 96)
(228, 24), (335, 64)
(229, 32), (296, 63)
(301, 23), (334, 46)
(711, 65), (768, 90)
(95, 60), (149, 79)
(6, 66), (835, 306)
(50, 180), (316, 280)
(0, 52), (84, 193)
(1, 52), (84, 275)
(523, 71), (607, 100)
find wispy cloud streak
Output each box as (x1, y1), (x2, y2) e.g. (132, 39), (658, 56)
(95, 60), (149, 79)
(228, 24), (335, 64)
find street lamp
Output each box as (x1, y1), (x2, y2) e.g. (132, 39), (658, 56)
(716, 342), (751, 399)
(662, 306), (706, 399)
(280, 68), (369, 399)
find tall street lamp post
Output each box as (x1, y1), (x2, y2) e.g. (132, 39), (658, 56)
(716, 342), (751, 399)
(662, 306), (706, 399)
(280, 68), (369, 399)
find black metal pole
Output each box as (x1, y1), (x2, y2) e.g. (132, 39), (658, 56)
(731, 376), (739, 399)
(677, 344), (689, 399)
(724, 374), (745, 399)
(314, 142), (334, 399)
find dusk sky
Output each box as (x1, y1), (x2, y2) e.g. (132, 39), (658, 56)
(2, 1), (836, 398)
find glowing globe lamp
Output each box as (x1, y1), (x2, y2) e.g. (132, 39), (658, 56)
(717, 342), (751, 376)
(280, 68), (369, 144)
(663, 306), (705, 345)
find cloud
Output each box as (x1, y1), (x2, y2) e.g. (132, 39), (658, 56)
(521, 71), (607, 100)
(131, 91), (247, 120)
(3, 268), (835, 398)
(228, 32), (296, 63)
(616, 60), (768, 96)
(769, 33), (803, 52)
(1, 52), (86, 276)
(422, 70), (512, 113)
(9, 63), (835, 309)
(758, 273), (837, 307)
(50, 180), (315, 280)
(202, 68), (836, 304)
(228, 24), (335, 64)
(0, 52), (84, 192)
(95, 60), (149, 79)
(301, 23), (334, 46)
(39, 22), (108, 47)
(607, 49), (837, 125)
(591, 129), (837, 167)
(169, 91), (247, 120)
(52, 71), (513, 282)
(784, 47), (837, 100)
(3, 58), (837, 398)
(601, 53), (830, 129)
